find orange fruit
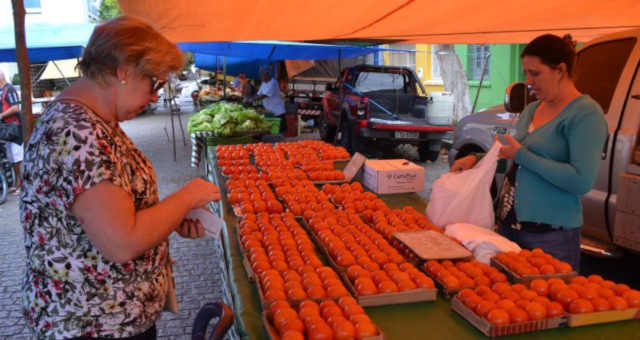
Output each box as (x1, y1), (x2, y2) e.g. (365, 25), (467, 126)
(571, 276), (589, 285)
(441, 275), (461, 291)
(608, 296), (629, 310)
(587, 274), (604, 283)
(308, 323), (334, 340)
(591, 297), (611, 312)
(354, 321), (378, 338)
(623, 290), (640, 308)
(463, 295), (484, 311)
(614, 283), (631, 296)
(502, 291), (521, 302)
(546, 301), (565, 317)
(475, 300), (497, 317)
(378, 280), (399, 294)
(306, 285), (327, 299)
(556, 288), (579, 309)
(486, 308), (511, 326)
(281, 330), (305, 340)
(578, 287), (599, 300)
(519, 289), (538, 301)
(332, 318), (356, 340)
(525, 301), (547, 320)
(507, 306), (530, 323)
(496, 299), (516, 311)
(511, 283), (527, 293)
(342, 304), (365, 319)
(569, 298), (594, 314)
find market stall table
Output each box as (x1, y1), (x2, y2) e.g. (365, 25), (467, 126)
(204, 147), (640, 340)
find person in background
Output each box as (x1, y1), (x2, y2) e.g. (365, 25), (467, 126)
(20, 15), (220, 340)
(253, 67), (286, 132)
(232, 73), (245, 90)
(0, 70), (22, 194)
(450, 34), (608, 271)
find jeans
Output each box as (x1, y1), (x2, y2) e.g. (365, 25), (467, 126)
(498, 224), (581, 271)
(68, 325), (156, 340)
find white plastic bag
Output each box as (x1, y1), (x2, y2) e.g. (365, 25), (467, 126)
(427, 142), (501, 229)
(444, 223), (521, 264)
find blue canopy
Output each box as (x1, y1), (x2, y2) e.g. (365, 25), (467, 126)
(0, 22), (95, 62)
(179, 40), (381, 60)
(193, 54), (271, 78)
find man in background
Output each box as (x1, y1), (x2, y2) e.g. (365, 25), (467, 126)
(254, 67), (286, 132)
(0, 71), (22, 194)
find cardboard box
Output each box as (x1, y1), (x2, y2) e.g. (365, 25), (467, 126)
(614, 210), (640, 252)
(617, 173), (640, 215)
(363, 159), (424, 194)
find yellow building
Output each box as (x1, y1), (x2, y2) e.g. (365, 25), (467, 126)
(383, 44), (446, 95)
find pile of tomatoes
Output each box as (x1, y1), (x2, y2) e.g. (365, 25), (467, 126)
(494, 249), (574, 276)
(423, 260), (508, 292)
(300, 161), (334, 172)
(227, 179), (283, 215)
(540, 275), (640, 313)
(216, 144), (249, 160)
(345, 262), (435, 296)
(238, 212), (350, 301)
(456, 281), (566, 326)
(266, 298), (379, 340)
(273, 179), (334, 217)
(306, 170), (346, 182)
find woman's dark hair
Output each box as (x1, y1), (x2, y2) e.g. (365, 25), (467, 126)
(521, 34), (577, 76)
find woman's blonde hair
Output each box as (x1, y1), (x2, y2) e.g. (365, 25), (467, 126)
(78, 15), (184, 82)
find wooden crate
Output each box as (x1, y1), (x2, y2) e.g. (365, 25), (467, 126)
(451, 296), (566, 337)
(340, 272), (436, 307)
(568, 308), (640, 327)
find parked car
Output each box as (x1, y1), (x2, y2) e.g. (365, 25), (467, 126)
(450, 29), (640, 257)
(321, 64), (453, 161)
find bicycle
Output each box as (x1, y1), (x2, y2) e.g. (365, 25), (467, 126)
(0, 140), (17, 205)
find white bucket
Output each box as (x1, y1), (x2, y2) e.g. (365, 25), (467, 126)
(428, 92), (454, 125)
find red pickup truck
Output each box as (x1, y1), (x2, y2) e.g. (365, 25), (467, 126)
(320, 64), (454, 161)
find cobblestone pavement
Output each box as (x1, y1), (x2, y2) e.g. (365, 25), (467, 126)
(0, 103), (227, 340)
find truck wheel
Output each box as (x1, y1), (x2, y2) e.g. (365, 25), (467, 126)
(419, 141), (441, 162)
(0, 171), (7, 205)
(318, 113), (336, 143)
(419, 149), (440, 162)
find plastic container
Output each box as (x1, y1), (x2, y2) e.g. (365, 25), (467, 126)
(265, 117), (281, 134)
(428, 92), (454, 125)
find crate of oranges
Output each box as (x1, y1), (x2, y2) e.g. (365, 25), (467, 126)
(263, 298), (384, 340)
(343, 262), (437, 307)
(451, 282), (567, 337)
(423, 260), (508, 298)
(535, 275), (640, 327)
(491, 249), (577, 284)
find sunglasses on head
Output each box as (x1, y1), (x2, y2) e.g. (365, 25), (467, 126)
(150, 76), (167, 94)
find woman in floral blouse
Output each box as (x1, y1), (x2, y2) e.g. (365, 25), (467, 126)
(19, 16), (221, 340)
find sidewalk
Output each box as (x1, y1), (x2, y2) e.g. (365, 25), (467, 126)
(0, 103), (227, 340)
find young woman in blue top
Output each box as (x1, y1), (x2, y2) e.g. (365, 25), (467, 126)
(451, 34), (608, 270)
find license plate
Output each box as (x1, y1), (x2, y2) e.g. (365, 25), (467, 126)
(394, 131), (419, 139)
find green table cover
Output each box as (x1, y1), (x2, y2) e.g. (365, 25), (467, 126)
(205, 147), (640, 340)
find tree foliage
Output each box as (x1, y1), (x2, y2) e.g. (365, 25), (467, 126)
(97, 0), (121, 22)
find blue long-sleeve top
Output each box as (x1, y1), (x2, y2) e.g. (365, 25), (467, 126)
(512, 95), (608, 228)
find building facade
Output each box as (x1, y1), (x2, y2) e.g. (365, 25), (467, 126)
(383, 43), (526, 112)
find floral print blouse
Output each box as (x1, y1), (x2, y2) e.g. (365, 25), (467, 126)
(20, 101), (170, 339)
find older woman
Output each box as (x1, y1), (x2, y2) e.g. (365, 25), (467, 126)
(20, 16), (220, 339)
(451, 34), (608, 270)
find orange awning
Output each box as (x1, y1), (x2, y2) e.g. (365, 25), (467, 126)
(118, 0), (640, 44)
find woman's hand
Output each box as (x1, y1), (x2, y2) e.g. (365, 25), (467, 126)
(184, 178), (221, 208)
(450, 155), (478, 172)
(176, 218), (205, 238)
(497, 134), (522, 159)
